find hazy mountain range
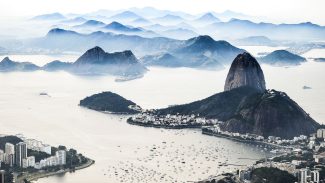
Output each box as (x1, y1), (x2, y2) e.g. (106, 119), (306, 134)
(0, 46), (147, 76)
(22, 28), (244, 69)
(0, 7), (324, 74)
(28, 8), (325, 42)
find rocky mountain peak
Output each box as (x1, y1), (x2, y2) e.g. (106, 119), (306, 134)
(224, 52), (266, 92)
(1, 57), (11, 62)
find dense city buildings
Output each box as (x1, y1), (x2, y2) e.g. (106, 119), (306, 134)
(0, 137), (67, 170)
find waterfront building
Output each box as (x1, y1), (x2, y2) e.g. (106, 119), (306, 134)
(22, 159), (28, 168)
(27, 156), (35, 167)
(34, 162), (41, 169)
(22, 156), (35, 168)
(5, 154), (14, 167)
(56, 150), (66, 165)
(4, 143), (15, 166)
(5, 143), (14, 155)
(15, 142), (27, 167)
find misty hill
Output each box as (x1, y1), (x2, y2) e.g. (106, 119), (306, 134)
(74, 20), (105, 28)
(174, 35), (245, 64)
(80, 91), (141, 114)
(154, 52), (319, 138)
(0, 57), (40, 72)
(29, 28), (181, 56)
(141, 51), (224, 70)
(61, 17), (87, 24)
(160, 28), (198, 40)
(260, 50), (307, 66)
(234, 36), (277, 46)
(32, 13), (66, 21)
(42, 60), (73, 71)
(46, 28), (80, 37)
(140, 53), (182, 67)
(71, 46), (147, 76)
(130, 18), (152, 26)
(104, 21), (142, 32)
(207, 19), (325, 41)
(193, 13), (220, 25)
(109, 11), (142, 22)
(153, 14), (184, 25)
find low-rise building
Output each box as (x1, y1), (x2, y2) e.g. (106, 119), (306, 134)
(317, 129), (325, 139)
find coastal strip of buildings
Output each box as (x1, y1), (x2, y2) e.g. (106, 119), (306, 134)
(0, 138), (66, 170)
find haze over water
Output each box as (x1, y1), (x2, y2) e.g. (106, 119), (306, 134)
(0, 46), (324, 182)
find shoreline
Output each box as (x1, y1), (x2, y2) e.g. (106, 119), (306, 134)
(17, 159), (95, 182)
(126, 118), (203, 129)
(127, 118), (291, 150)
(202, 130), (291, 149)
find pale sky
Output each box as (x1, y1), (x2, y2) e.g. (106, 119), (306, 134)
(1, 0), (325, 24)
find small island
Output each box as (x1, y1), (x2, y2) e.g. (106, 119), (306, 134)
(0, 135), (94, 183)
(79, 91), (141, 114)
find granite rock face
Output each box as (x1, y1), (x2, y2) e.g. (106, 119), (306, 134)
(224, 52), (266, 92)
(219, 89), (319, 139)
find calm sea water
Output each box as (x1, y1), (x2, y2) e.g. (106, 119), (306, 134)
(0, 47), (324, 182)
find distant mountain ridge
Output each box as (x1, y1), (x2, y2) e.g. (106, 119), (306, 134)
(27, 29), (243, 69)
(74, 20), (106, 28)
(30, 8), (325, 41)
(104, 21), (142, 32)
(0, 46), (147, 77)
(32, 13), (66, 21)
(0, 57), (40, 71)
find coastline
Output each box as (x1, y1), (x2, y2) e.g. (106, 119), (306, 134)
(16, 159), (95, 182)
(202, 130), (291, 149)
(126, 118), (202, 129)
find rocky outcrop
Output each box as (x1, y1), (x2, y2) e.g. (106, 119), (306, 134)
(224, 52), (266, 93)
(219, 89), (319, 139)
